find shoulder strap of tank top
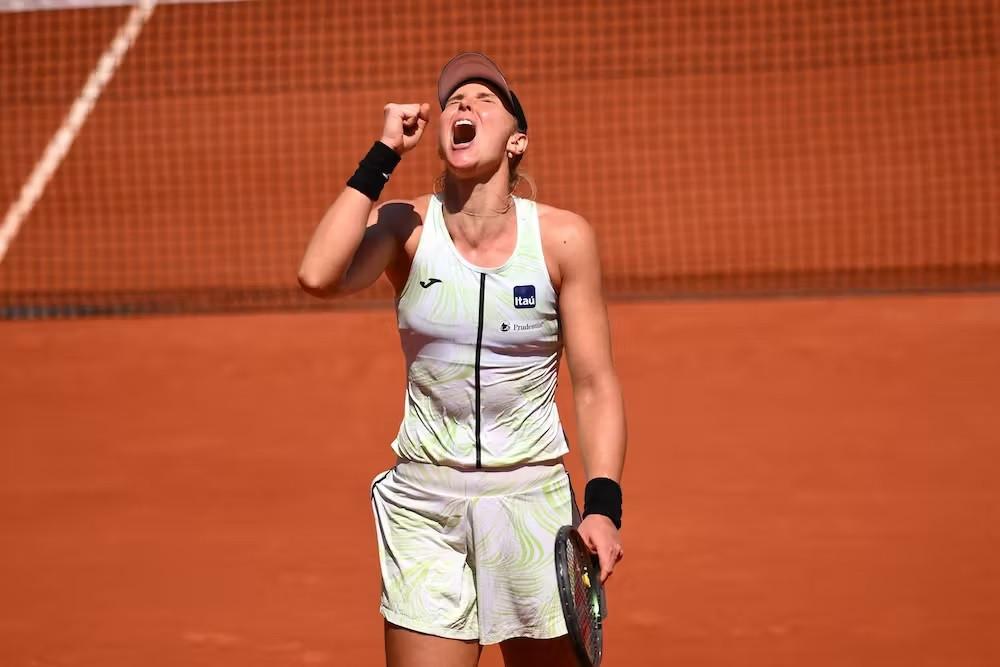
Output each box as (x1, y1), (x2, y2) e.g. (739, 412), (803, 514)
(422, 194), (444, 242)
(513, 197), (544, 259)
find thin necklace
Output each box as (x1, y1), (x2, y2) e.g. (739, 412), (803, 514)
(456, 195), (514, 218)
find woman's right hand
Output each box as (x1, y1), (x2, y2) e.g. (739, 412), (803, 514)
(380, 103), (430, 156)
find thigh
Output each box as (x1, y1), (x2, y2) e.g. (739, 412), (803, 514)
(498, 635), (577, 667)
(385, 621), (482, 667)
(371, 467), (479, 640)
(471, 465), (576, 644)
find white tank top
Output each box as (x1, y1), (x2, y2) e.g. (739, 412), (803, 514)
(391, 194), (568, 468)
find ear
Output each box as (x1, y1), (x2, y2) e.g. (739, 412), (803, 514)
(506, 132), (528, 159)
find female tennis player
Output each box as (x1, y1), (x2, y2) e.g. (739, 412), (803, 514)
(298, 52), (626, 666)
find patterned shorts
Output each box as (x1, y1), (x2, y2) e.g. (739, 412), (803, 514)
(370, 459), (578, 645)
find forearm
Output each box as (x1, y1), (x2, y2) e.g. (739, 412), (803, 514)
(297, 187), (375, 295)
(573, 374), (627, 483)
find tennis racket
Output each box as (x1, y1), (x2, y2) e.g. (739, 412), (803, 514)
(554, 525), (608, 666)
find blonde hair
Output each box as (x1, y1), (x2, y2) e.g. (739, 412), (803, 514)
(508, 154), (536, 199)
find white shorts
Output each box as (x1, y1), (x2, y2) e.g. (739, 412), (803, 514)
(369, 459), (578, 645)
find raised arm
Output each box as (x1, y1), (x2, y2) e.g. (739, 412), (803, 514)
(297, 103), (429, 298)
(548, 209), (627, 581)
(298, 193), (418, 298)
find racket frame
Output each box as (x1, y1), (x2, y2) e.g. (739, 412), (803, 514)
(554, 525), (606, 667)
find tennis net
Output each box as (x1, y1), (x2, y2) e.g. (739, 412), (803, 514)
(1, 0), (997, 317)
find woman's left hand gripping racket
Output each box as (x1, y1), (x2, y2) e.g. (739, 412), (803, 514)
(554, 525), (608, 666)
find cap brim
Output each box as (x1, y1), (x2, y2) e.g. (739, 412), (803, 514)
(437, 52), (515, 111)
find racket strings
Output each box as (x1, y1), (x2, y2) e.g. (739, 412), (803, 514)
(567, 539), (600, 659)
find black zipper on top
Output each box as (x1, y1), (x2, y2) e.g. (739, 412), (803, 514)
(474, 272), (486, 469)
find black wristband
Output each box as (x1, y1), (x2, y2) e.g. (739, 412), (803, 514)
(583, 477), (623, 529)
(346, 141), (401, 201)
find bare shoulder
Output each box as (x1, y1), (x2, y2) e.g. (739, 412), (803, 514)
(536, 202), (599, 289)
(537, 202), (593, 242)
(409, 193), (435, 224)
(380, 194), (434, 289)
(379, 194), (434, 219)
(373, 194), (434, 244)
(372, 195), (427, 228)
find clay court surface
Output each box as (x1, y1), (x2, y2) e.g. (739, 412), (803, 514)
(2, 293), (998, 666)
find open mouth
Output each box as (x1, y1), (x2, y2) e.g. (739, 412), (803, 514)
(452, 118), (476, 147)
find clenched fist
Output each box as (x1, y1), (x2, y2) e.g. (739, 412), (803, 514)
(380, 103), (431, 156)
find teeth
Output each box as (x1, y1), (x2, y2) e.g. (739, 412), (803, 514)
(455, 119), (473, 126)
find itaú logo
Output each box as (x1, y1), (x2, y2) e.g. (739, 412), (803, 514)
(513, 285), (536, 308)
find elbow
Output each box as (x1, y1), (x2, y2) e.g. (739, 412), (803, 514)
(574, 371), (623, 405)
(297, 267), (338, 299)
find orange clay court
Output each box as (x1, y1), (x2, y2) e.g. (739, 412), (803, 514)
(3, 294), (999, 666)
